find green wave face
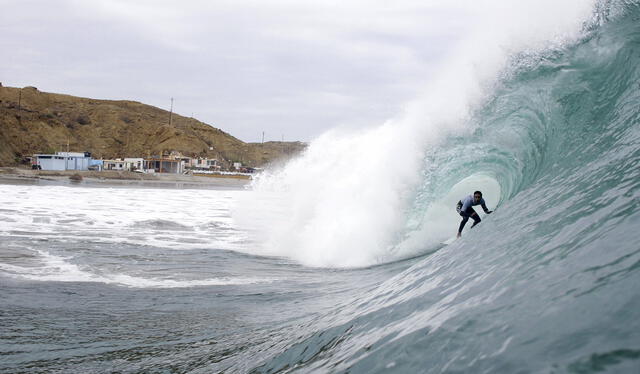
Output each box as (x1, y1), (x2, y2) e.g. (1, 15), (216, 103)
(254, 3), (640, 372)
(408, 1), (640, 241)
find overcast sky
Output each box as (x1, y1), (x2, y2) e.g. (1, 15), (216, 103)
(0, 0), (472, 142)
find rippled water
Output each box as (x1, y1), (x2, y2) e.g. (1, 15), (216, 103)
(2, 1), (640, 373)
(0, 181), (417, 373)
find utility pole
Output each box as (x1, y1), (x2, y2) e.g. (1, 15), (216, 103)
(169, 97), (174, 126)
(17, 88), (22, 122)
(262, 131), (265, 144)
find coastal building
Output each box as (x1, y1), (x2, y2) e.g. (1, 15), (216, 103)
(89, 159), (103, 171)
(33, 154), (65, 170)
(143, 157), (183, 174)
(192, 157), (220, 170)
(33, 152), (92, 171)
(102, 159), (126, 171)
(174, 156), (193, 169)
(123, 158), (144, 171)
(103, 158), (145, 172)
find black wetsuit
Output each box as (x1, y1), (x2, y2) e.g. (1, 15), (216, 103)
(456, 195), (490, 234)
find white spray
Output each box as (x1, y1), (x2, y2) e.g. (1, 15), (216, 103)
(233, 0), (596, 267)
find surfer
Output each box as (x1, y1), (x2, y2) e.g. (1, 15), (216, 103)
(456, 191), (493, 238)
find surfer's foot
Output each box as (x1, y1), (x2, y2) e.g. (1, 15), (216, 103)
(457, 232), (461, 238)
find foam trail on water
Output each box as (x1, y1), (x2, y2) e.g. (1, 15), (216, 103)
(0, 250), (273, 288)
(234, 0), (597, 268)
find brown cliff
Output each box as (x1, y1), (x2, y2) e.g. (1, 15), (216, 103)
(0, 85), (306, 168)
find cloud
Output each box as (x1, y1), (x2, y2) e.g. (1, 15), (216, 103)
(1, 0), (471, 141)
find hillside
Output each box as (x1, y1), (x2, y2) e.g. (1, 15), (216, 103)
(0, 85), (306, 168)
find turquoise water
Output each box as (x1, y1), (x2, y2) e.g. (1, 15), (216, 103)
(2, 2), (640, 373)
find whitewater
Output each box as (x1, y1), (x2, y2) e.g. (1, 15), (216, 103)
(1, 0), (640, 373)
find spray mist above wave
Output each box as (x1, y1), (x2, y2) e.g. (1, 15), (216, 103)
(233, 0), (600, 268)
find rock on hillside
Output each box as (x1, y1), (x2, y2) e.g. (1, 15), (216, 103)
(0, 85), (306, 167)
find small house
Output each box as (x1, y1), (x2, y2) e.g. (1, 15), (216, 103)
(192, 157), (220, 170)
(33, 152), (92, 171)
(102, 159), (126, 171)
(143, 157), (183, 174)
(124, 158), (144, 172)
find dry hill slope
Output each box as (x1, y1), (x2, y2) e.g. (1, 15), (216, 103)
(0, 85), (306, 168)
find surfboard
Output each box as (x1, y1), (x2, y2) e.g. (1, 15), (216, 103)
(442, 236), (457, 245)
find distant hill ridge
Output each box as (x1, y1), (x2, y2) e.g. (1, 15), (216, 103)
(0, 84), (306, 167)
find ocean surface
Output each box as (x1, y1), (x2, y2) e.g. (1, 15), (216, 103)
(2, 1), (640, 373)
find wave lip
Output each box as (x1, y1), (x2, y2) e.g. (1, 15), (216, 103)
(232, 0), (599, 268)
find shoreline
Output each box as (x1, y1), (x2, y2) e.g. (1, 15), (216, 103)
(0, 167), (252, 189)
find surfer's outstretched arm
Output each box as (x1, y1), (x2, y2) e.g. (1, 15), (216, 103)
(480, 200), (493, 214)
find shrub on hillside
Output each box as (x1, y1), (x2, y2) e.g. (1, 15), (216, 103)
(76, 115), (91, 125)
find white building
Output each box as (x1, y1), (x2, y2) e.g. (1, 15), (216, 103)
(102, 159), (126, 171)
(124, 158), (144, 171)
(103, 158), (144, 172)
(191, 157), (220, 170)
(33, 152), (91, 171)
